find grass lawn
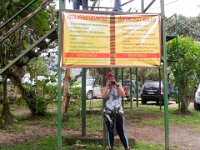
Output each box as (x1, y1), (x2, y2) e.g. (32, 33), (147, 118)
(1, 136), (164, 150)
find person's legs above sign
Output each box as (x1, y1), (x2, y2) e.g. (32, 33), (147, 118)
(113, 0), (122, 11)
(73, 0), (88, 10)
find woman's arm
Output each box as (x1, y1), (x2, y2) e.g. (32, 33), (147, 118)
(102, 79), (111, 99)
(102, 85), (109, 99)
(116, 84), (125, 96)
(111, 79), (125, 97)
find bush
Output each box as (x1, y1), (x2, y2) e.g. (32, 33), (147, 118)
(22, 82), (57, 116)
(70, 86), (81, 100)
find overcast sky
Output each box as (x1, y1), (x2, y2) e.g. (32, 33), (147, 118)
(59, 0), (200, 17)
(143, 0), (200, 17)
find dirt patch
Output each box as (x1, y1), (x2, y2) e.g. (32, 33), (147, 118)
(126, 111), (161, 122)
(124, 102), (200, 150)
(0, 124), (81, 145)
(125, 124), (200, 150)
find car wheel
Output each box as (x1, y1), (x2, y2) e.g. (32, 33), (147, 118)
(156, 100), (160, 105)
(194, 100), (200, 111)
(141, 98), (147, 105)
(86, 90), (93, 100)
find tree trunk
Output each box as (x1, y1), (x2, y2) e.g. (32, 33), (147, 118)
(0, 77), (14, 128)
(139, 68), (145, 84)
(8, 72), (37, 115)
(62, 69), (71, 117)
(180, 79), (189, 113)
(13, 85), (20, 102)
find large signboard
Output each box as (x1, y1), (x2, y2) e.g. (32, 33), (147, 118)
(62, 11), (161, 68)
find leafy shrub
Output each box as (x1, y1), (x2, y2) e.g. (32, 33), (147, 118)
(67, 98), (81, 118)
(35, 97), (48, 115)
(22, 81), (57, 116)
(70, 86), (81, 100)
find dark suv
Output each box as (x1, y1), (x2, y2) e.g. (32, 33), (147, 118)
(122, 80), (142, 100)
(141, 81), (163, 104)
(140, 81), (177, 104)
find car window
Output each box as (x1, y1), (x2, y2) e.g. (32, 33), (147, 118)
(123, 80), (141, 87)
(133, 81), (142, 87)
(144, 81), (160, 88)
(123, 81), (130, 86)
(86, 79), (94, 86)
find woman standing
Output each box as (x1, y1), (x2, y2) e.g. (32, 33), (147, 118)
(102, 72), (130, 150)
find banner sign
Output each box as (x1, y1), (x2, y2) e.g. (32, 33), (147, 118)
(62, 11), (161, 68)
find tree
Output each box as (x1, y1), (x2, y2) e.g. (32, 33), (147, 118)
(166, 15), (200, 42)
(62, 69), (71, 116)
(0, 0), (57, 127)
(167, 37), (200, 113)
(178, 15), (200, 42)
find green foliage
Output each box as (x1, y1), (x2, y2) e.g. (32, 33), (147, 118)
(23, 81), (57, 116)
(132, 141), (164, 150)
(0, 112), (15, 128)
(0, 0), (57, 128)
(178, 15), (200, 41)
(167, 38), (200, 75)
(23, 88), (37, 114)
(44, 84), (58, 100)
(27, 57), (49, 79)
(15, 96), (27, 107)
(86, 99), (102, 109)
(169, 109), (200, 127)
(0, 84), (3, 91)
(166, 15), (200, 41)
(35, 96), (48, 115)
(0, 132), (165, 150)
(67, 99), (81, 118)
(86, 115), (103, 132)
(15, 111), (57, 127)
(0, 84), (3, 103)
(0, 0), (50, 61)
(0, 135), (164, 150)
(167, 37), (200, 111)
(0, 136), (57, 150)
(20, 56), (58, 115)
(0, 124), (26, 133)
(142, 68), (161, 81)
(70, 85), (81, 99)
